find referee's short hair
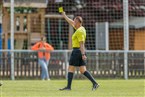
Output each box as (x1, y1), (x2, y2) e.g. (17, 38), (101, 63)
(75, 16), (83, 24)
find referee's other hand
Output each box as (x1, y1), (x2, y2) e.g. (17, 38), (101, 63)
(82, 55), (87, 60)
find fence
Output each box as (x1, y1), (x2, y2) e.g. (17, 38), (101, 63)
(2, 0), (145, 50)
(1, 0), (145, 80)
(0, 50), (145, 80)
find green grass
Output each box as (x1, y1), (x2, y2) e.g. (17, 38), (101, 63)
(0, 79), (144, 97)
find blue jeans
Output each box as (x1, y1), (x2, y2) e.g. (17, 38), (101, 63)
(38, 58), (50, 80)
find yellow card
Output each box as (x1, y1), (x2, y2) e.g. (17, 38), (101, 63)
(59, 7), (64, 13)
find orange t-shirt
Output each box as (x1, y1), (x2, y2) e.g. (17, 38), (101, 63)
(31, 42), (54, 60)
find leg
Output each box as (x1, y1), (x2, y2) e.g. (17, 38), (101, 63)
(80, 66), (99, 90)
(43, 62), (49, 80)
(45, 60), (50, 80)
(39, 59), (45, 79)
(59, 65), (75, 90)
(39, 59), (48, 80)
(67, 65), (75, 88)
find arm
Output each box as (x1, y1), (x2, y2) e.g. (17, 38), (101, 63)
(80, 41), (87, 60)
(45, 44), (54, 51)
(62, 12), (75, 27)
(31, 42), (40, 50)
(80, 41), (85, 55)
(76, 31), (87, 60)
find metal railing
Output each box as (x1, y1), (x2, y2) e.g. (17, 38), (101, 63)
(0, 50), (145, 80)
(3, 0), (48, 3)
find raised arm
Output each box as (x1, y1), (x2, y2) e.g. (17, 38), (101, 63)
(45, 43), (54, 51)
(62, 12), (75, 27)
(31, 42), (40, 50)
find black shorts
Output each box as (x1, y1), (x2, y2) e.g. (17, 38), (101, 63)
(69, 48), (86, 66)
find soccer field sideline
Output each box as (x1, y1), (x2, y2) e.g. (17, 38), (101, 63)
(0, 79), (145, 97)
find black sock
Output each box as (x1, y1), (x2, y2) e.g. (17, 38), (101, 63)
(67, 72), (74, 89)
(83, 71), (97, 85)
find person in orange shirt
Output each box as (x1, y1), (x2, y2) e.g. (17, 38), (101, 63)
(31, 35), (54, 80)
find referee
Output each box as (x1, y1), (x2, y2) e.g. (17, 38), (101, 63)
(59, 11), (99, 91)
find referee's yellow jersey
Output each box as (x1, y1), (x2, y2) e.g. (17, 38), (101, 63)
(72, 26), (86, 48)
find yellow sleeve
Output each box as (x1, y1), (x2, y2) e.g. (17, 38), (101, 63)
(76, 31), (85, 42)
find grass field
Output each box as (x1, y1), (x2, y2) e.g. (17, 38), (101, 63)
(0, 79), (144, 97)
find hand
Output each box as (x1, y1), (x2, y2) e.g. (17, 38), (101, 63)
(82, 55), (87, 60)
(39, 47), (45, 50)
(62, 12), (65, 16)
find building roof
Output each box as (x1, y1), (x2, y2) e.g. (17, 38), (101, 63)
(110, 16), (145, 29)
(3, 0), (48, 8)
